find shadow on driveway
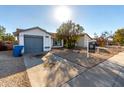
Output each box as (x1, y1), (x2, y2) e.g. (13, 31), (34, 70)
(62, 60), (124, 87)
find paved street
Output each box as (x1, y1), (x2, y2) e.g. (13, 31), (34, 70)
(62, 51), (124, 87)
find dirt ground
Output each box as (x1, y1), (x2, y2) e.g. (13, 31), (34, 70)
(51, 46), (124, 68)
(0, 51), (31, 87)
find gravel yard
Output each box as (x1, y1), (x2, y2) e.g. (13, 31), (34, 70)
(51, 46), (124, 68)
(0, 51), (31, 87)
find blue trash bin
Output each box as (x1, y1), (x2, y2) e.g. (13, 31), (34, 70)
(13, 45), (24, 57)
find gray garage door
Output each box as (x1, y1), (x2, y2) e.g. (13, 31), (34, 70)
(24, 35), (43, 54)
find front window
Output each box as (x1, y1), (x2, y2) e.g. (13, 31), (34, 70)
(53, 39), (62, 46)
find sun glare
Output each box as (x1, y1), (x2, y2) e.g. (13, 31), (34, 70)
(54, 6), (72, 23)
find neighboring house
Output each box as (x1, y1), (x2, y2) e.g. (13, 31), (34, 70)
(107, 36), (113, 45)
(13, 26), (92, 54)
(76, 33), (92, 48)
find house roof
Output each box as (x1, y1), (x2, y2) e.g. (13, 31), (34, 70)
(82, 33), (93, 40)
(13, 26), (92, 40)
(13, 26), (51, 36)
(50, 32), (92, 39)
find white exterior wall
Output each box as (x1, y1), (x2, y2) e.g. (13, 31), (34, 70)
(83, 35), (92, 47)
(77, 35), (91, 48)
(19, 28), (52, 53)
(77, 36), (85, 47)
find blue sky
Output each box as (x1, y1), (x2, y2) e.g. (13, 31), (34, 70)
(0, 5), (124, 37)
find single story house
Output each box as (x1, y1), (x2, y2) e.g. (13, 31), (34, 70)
(76, 33), (92, 48)
(13, 26), (92, 54)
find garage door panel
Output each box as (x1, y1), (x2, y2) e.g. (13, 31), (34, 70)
(24, 35), (43, 54)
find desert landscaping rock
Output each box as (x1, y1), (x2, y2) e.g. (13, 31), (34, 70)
(42, 52), (86, 73)
(52, 49), (106, 68)
(52, 48), (124, 68)
(0, 51), (31, 87)
(0, 71), (30, 87)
